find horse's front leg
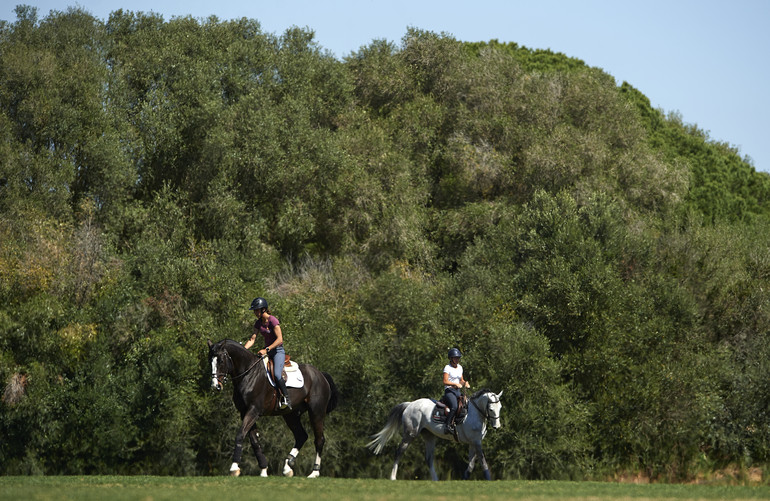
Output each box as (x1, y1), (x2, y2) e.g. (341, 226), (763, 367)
(231, 407), (260, 476)
(282, 412), (309, 477)
(247, 425), (269, 477)
(471, 440), (491, 480)
(463, 443), (477, 480)
(479, 450), (491, 480)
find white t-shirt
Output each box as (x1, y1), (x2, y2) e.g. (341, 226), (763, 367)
(443, 363), (463, 389)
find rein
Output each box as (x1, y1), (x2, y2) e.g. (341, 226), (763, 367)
(215, 350), (264, 384)
(232, 355), (264, 380)
(471, 393), (499, 421)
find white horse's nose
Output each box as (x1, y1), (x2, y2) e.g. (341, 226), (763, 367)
(210, 358), (221, 391)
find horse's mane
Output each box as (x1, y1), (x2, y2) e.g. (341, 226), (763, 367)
(218, 339), (256, 357)
(470, 388), (493, 400)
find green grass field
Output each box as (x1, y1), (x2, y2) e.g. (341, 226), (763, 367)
(1, 476), (769, 501)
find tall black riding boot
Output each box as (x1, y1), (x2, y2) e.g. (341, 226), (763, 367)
(444, 409), (456, 434)
(276, 378), (292, 410)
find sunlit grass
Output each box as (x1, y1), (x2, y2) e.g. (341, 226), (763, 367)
(1, 476), (769, 501)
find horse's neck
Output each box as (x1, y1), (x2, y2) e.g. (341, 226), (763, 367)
(470, 393), (489, 415)
(459, 393), (488, 435)
(225, 342), (258, 372)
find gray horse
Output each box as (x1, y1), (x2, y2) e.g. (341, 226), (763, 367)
(367, 389), (503, 480)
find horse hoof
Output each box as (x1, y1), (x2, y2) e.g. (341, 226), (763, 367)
(260, 468), (268, 478)
(307, 470), (320, 478)
(230, 469), (241, 477)
(283, 468), (294, 477)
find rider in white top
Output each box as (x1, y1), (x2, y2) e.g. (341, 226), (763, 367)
(443, 347), (470, 434)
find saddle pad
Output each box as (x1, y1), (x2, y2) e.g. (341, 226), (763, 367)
(430, 400), (467, 424)
(431, 406), (447, 423)
(262, 358), (305, 388)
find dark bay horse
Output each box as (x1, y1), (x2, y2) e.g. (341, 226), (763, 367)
(207, 339), (339, 477)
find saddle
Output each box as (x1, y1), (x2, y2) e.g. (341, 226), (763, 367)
(266, 355), (294, 382)
(263, 355), (304, 389)
(431, 394), (468, 425)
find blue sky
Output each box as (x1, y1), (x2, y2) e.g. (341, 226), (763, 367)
(3, 1), (769, 173)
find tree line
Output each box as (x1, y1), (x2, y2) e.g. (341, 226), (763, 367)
(1, 6), (770, 480)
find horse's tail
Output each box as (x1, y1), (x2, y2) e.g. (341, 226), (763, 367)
(366, 402), (408, 455)
(322, 372), (339, 414)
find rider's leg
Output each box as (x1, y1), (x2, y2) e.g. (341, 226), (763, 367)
(444, 389), (458, 434)
(271, 347), (291, 409)
(276, 378), (291, 409)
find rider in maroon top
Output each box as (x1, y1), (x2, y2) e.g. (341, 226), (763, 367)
(244, 297), (291, 409)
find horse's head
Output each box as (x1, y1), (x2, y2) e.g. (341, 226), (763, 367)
(486, 390), (503, 429)
(207, 339), (233, 391)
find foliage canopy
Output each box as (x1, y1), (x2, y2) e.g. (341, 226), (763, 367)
(2, 8), (770, 481)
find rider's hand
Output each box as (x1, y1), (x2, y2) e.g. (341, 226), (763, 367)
(258, 349), (267, 357)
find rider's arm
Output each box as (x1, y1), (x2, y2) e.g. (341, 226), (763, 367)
(244, 333), (257, 350)
(443, 371), (462, 389)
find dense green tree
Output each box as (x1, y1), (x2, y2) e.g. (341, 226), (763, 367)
(621, 82), (770, 223)
(2, 7), (770, 480)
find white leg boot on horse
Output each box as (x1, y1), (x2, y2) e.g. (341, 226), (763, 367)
(307, 453), (322, 478)
(283, 448), (299, 477)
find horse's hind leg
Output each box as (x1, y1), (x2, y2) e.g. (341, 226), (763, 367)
(282, 412), (309, 477)
(424, 435), (439, 481)
(306, 409), (327, 478)
(390, 431), (416, 480)
(247, 426), (269, 477)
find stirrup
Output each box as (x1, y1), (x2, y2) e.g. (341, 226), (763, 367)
(279, 395), (291, 410)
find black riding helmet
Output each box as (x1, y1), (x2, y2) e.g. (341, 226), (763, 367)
(448, 347), (462, 359)
(249, 297), (268, 311)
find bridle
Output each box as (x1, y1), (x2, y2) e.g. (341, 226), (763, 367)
(211, 348), (263, 387)
(211, 350), (231, 387)
(471, 392), (501, 424)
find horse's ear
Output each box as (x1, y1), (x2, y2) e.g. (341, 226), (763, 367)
(207, 339), (213, 348)
(496, 390), (503, 399)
